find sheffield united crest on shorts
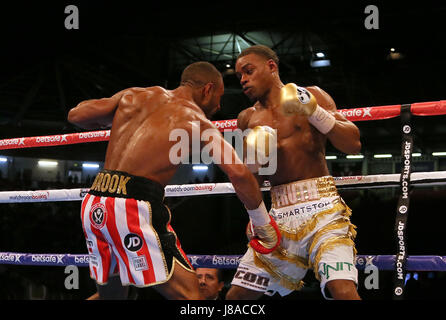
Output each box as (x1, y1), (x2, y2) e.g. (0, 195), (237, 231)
(89, 203), (107, 229)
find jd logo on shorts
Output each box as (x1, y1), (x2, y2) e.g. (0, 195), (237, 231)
(89, 203), (107, 229)
(124, 233), (143, 252)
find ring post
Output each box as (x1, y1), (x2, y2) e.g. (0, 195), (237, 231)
(392, 104), (413, 300)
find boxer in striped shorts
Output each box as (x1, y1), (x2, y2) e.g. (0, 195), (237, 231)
(68, 61), (280, 299)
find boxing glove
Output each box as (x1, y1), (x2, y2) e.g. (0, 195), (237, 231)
(244, 125), (277, 173)
(280, 83), (336, 134)
(246, 202), (281, 254)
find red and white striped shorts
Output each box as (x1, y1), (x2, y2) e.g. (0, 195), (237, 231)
(81, 170), (193, 287)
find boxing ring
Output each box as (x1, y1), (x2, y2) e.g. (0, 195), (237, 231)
(1, 100), (446, 299)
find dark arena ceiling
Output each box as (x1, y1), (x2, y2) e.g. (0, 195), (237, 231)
(0, 1), (445, 161)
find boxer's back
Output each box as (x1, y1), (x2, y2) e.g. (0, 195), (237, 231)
(103, 86), (199, 186)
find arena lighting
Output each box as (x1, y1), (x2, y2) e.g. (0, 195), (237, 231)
(310, 51), (331, 68)
(325, 155), (337, 160)
(388, 48), (404, 61)
(0, 157), (7, 162)
(82, 163), (100, 169)
(432, 152), (446, 156)
(310, 59), (331, 68)
(374, 154), (392, 158)
(192, 165), (208, 171)
(346, 155), (364, 159)
(38, 160), (58, 167)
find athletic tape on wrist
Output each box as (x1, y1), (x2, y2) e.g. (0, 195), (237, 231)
(308, 106), (336, 134)
(246, 201), (270, 226)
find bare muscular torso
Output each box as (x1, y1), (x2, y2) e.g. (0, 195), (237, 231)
(240, 86), (335, 186)
(104, 86), (209, 186)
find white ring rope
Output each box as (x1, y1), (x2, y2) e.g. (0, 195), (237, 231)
(0, 171), (445, 203)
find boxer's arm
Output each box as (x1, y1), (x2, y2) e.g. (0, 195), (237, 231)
(67, 89), (129, 130)
(237, 108), (266, 185)
(197, 119), (264, 210)
(306, 86), (362, 155)
(221, 161), (264, 211)
(325, 111), (361, 155)
(197, 117), (281, 253)
(237, 107), (254, 131)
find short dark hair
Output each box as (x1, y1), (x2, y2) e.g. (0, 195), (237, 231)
(237, 45), (279, 68)
(197, 267), (224, 282)
(180, 61), (222, 88)
(215, 268), (224, 283)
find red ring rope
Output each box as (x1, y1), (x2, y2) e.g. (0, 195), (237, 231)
(1, 100), (444, 150)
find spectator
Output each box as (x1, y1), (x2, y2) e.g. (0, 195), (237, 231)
(196, 268), (225, 300)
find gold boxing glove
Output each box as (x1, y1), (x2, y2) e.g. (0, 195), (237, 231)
(244, 125), (277, 173)
(246, 202), (281, 254)
(280, 83), (336, 134)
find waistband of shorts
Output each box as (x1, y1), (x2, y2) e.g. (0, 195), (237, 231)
(88, 169), (165, 203)
(270, 176), (338, 209)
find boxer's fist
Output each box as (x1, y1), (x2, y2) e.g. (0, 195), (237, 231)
(245, 126), (277, 172)
(280, 83), (318, 117)
(246, 220), (254, 241)
(280, 83), (336, 134)
(249, 218), (281, 254)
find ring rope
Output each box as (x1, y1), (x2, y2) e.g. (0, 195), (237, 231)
(0, 171), (445, 204)
(1, 100), (445, 295)
(0, 252), (445, 271)
(0, 100), (445, 150)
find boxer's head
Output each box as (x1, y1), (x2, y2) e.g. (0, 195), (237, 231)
(181, 61), (224, 118)
(236, 45), (280, 101)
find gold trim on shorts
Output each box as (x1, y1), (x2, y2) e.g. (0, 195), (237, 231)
(271, 245), (309, 269)
(144, 201), (169, 277)
(252, 249), (305, 291)
(164, 205), (195, 272)
(277, 199), (349, 241)
(311, 235), (357, 281)
(308, 217), (357, 258)
(270, 176), (338, 209)
(249, 178), (357, 288)
(270, 216), (356, 270)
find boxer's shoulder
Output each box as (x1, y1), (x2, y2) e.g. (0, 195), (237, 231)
(167, 98), (213, 128)
(237, 106), (256, 130)
(305, 86), (337, 111)
(122, 86), (165, 95)
(122, 86), (167, 104)
(141, 86), (168, 98)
